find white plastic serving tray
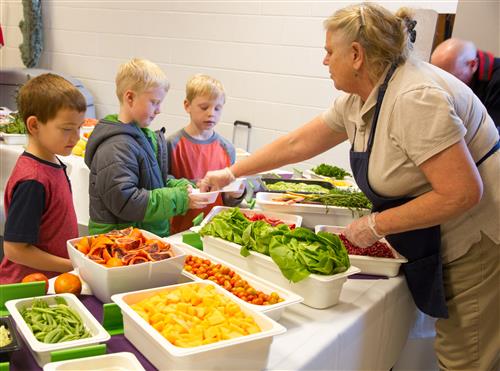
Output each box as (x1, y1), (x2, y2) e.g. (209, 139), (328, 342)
(0, 133), (27, 145)
(202, 235), (360, 309)
(179, 242), (303, 321)
(5, 293), (110, 367)
(43, 352), (145, 371)
(315, 225), (408, 277)
(111, 281), (286, 370)
(67, 229), (186, 303)
(200, 205), (303, 229)
(303, 169), (358, 189)
(255, 192), (369, 228)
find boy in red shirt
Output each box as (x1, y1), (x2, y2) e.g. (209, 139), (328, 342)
(167, 74), (245, 234)
(1, 74), (86, 283)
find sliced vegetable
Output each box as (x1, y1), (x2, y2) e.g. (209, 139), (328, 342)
(265, 181), (330, 194)
(184, 255), (283, 305)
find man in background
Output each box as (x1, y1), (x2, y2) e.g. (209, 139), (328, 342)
(431, 38), (500, 132)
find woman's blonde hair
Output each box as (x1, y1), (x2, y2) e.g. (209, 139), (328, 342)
(324, 3), (416, 81)
(185, 74), (225, 104)
(115, 58), (169, 102)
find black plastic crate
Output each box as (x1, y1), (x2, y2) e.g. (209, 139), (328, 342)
(0, 316), (22, 362)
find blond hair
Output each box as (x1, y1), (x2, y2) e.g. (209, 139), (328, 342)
(185, 74), (225, 104)
(324, 3), (416, 81)
(17, 73), (87, 125)
(115, 58), (169, 103)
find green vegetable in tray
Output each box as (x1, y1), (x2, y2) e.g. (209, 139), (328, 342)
(200, 208), (350, 282)
(269, 228), (350, 282)
(20, 297), (91, 343)
(312, 163), (351, 179)
(266, 181), (330, 194)
(199, 208), (250, 245)
(305, 188), (372, 209)
(0, 113), (28, 134)
(274, 188), (372, 210)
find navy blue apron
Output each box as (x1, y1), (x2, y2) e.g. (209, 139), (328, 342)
(349, 65), (500, 318)
(349, 65), (448, 318)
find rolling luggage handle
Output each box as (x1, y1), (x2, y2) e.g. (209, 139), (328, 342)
(232, 120), (252, 152)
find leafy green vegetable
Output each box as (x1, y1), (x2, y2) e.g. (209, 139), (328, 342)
(269, 228), (350, 282)
(312, 164), (351, 179)
(200, 208), (350, 282)
(0, 113), (27, 134)
(199, 208), (250, 245)
(266, 181), (330, 194)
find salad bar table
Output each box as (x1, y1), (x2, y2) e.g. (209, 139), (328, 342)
(1, 144), (418, 370)
(7, 273), (415, 371)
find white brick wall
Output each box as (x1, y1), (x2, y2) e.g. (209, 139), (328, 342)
(0, 0), (457, 172)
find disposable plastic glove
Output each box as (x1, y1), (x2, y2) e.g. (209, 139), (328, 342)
(343, 212), (384, 248)
(187, 187), (211, 209)
(199, 167), (235, 192)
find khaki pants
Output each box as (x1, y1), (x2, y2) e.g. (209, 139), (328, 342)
(435, 232), (500, 371)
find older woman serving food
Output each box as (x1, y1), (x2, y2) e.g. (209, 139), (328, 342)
(200, 3), (499, 370)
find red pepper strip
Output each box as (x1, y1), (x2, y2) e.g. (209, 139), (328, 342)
(129, 256), (149, 265)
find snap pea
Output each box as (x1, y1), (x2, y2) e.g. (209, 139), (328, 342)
(20, 298), (91, 343)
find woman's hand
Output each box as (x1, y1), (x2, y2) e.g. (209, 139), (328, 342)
(344, 213), (384, 248)
(199, 167), (235, 192)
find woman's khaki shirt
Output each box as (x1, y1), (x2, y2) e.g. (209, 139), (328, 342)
(322, 57), (499, 263)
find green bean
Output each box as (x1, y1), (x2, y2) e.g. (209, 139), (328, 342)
(20, 298), (91, 343)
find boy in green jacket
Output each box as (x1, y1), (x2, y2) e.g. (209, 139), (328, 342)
(84, 58), (208, 237)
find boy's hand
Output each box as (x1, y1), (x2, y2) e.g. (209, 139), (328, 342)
(188, 193), (211, 209)
(199, 167), (235, 191)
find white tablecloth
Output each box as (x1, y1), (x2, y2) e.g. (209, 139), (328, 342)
(0, 144), (90, 231)
(167, 233), (417, 371)
(1, 144), (419, 369)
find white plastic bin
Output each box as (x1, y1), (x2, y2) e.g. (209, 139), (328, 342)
(43, 352), (145, 371)
(202, 236), (360, 309)
(0, 133), (27, 145)
(67, 230), (186, 303)
(200, 205), (302, 228)
(315, 225), (408, 277)
(180, 242), (303, 321)
(5, 294), (110, 367)
(255, 192), (368, 228)
(111, 281), (286, 370)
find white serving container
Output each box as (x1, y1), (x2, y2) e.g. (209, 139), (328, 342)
(43, 352), (145, 371)
(5, 293), (110, 367)
(303, 169), (358, 189)
(67, 230), (186, 303)
(202, 236), (360, 309)
(200, 205), (303, 229)
(255, 192), (368, 228)
(180, 242), (303, 321)
(315, 225), (408, 277)
(190, 189), (220, 203)
(111, 281), (286, 370)
(0, 133), (27, 145)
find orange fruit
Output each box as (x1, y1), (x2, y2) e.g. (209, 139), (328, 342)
(106, 257), (124, 268)
(22, 273), (49, 293)
(54, 273), (82, 295)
